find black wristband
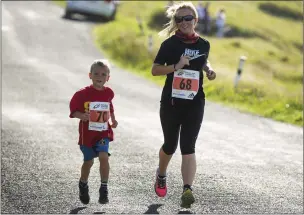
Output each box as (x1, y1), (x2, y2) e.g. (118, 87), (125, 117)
(173, 64), (176, 71)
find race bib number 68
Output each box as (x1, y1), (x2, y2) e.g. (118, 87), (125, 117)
(172, 69), (199, 100)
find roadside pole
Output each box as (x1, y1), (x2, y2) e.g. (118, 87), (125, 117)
(234, 56), (247, 89)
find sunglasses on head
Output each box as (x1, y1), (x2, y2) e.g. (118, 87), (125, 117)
(174, 15), (195, 23)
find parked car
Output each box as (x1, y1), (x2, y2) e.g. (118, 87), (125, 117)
(64, 0), (118, 21)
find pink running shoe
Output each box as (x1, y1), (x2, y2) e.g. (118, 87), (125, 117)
(154, 170), (167, 197)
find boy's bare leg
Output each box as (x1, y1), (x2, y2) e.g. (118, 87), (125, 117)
(99, 152), (109, 181)
(79, 160), (93, 205)
(98, 152), (109, 204)
(80, 160), (94, 182)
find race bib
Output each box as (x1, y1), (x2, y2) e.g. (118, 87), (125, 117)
(172, 69), (199, 100)
(88, 102), (110, 131)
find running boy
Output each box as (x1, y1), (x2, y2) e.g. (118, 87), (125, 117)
(69, 59), (118, 204)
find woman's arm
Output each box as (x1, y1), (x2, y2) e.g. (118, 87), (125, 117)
(203, 60), (213, 72)
(152, 56), (190, 76)
(203, 60), (216, 80)
(151, 63), (175, 76)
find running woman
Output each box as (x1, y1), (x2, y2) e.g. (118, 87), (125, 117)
(151, 1), (216, 208)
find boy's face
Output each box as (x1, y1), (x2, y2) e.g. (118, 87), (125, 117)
(89, 66), (109, 89)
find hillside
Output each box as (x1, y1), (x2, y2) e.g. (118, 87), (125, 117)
(57, 1), (303, 126)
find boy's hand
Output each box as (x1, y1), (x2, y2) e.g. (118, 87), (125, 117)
(81, 112), (90, 121)
(111, 119), (118, 128)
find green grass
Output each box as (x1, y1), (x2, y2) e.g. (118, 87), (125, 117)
(53, 0), (66, 7)
(56, 1), (303, 126)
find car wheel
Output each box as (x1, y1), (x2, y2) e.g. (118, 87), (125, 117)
(63, 10), (73, 19)
(109, 8), (117, 21)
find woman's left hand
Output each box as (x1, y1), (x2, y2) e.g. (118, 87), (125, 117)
(206, 69), (216, 80)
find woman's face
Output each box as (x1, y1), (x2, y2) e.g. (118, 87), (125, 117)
(175, 8), (197, 35)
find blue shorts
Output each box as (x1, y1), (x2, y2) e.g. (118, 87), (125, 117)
(80, 138), (110, 161)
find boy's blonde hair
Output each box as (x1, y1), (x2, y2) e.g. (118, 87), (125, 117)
(158, 1), (198, 38)
(90, 59), (111, 74)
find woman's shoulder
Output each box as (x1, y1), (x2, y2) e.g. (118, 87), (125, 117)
(161, 35), (178, 46)
(198, 37), (210, 44)
(197, 37), (210, 48)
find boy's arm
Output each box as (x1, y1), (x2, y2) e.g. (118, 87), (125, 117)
(110, 112), (118, 128)
(110, 112), (116, 121)
(109, 90), (118, 128)
(69, 91), (89, 121)
(72, 111), (89, 121)
(109, 100), (118, 128)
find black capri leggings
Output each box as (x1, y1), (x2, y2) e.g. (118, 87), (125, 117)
(160, 99), (205, 155)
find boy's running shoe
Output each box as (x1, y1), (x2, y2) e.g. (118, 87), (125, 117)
(79, 181), (90, 204)
(99, 185), (109, 204)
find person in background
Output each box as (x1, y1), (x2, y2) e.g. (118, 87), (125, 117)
(202, 2), (211, 35)
(215, 8), (226, 38)
(167, 0), (174, 8)
(196, 2), (205, 34)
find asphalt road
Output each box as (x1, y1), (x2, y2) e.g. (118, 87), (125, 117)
(1, 1), (303, 214)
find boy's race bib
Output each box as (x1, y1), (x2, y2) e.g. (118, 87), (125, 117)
(89, 102), (110, 131)
(172, 69), (199, 100)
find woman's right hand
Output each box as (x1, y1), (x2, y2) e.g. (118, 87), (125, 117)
(175, 55), (190, 70)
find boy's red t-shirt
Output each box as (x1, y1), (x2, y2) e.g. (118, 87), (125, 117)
(69, 85), (115, 147)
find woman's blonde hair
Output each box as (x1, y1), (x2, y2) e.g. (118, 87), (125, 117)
(158, 1), (198, 38)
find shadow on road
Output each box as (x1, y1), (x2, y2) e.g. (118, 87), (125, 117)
(69, 206), (87, 214)
(144, 204), (163, 214)
(93, 212), (105, 214)
(178, 210), (193, 214)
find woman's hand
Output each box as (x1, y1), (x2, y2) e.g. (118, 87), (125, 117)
(175, 55), (190, 70)
(206, 69), (216, 80)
